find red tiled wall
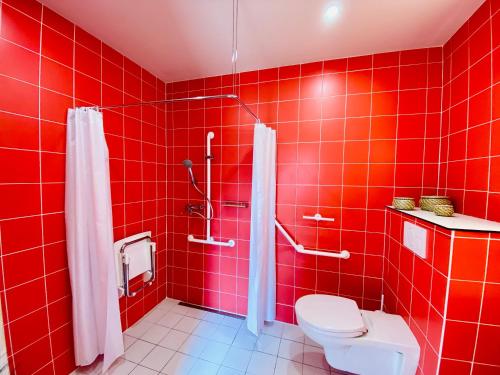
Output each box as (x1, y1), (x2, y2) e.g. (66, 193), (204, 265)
(384, 3), (500, 374)
(440, 232), (500, 374)
(0, 0), (498, 374)
(383, 208), (451, 375)
(440, 0), (500, 220)
(166, 47), (443, 322)
(384, 207), (500, 375)
(0, 0), (167, 373)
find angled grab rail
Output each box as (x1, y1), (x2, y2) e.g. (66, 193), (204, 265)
(274, 219), (350, 259)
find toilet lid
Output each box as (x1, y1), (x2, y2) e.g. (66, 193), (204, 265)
(295, 294), (366, 334)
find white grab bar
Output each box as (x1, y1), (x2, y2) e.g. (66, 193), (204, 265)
(302, 213), (335, 222)
(186, 131), (236, 249)
(275, 219), (350, 259)
(187, 235), (235, 248)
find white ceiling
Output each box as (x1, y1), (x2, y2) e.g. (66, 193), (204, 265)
(40, 0), (485, 83)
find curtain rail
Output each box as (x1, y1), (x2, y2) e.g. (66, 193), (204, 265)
(79, 94), (261, 123)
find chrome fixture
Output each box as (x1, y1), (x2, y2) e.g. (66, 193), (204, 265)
(79, 94), (260, 123)
(185, 203), (205, 215)
(182, 159), (213, 221)
(222, 200), (249, 208)
(118, 233), (156, 297)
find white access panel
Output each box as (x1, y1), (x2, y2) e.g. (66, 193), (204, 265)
(403, 221), (428, 259)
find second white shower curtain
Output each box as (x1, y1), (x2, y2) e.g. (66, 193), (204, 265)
(247, 123), (277, 335)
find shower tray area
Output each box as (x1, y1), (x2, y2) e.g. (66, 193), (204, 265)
(73, 298), (347, 375)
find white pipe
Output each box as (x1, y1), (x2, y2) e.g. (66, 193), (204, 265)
(206, 131), (214, 241)
(275, 219), (350, 259)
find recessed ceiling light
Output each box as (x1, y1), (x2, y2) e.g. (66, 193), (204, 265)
(324, 3), (340, 23)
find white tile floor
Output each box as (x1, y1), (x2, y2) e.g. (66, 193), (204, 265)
(74, 298), (344, 375)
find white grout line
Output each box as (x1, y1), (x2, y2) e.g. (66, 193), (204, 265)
(358, 55), (375, 308)
(237, 72), (247, 313)
(420, 49), (430, 197)
(0, 41), (150, 97)
(436, 47), (445, 195)
(2, 2), (496, 374)
(435, 230), (455, 375)
(470, 232), (491, 373)
(1, 2), (172, 369)
(484, 3), (494, 220)
(36, 6), (56, 373)
(313, 62), (325, 296)
(291, 67), (302, 315)
(460, 22), (473, 214)
(336, 59), (350, 298)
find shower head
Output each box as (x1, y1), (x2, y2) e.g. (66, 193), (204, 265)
(181, 159), (214, 220)
(182, 159), (196, 185)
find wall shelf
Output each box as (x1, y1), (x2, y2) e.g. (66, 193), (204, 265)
(387, 206), (500, 233)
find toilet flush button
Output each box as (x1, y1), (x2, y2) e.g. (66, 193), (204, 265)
(403, 221), (427, 259)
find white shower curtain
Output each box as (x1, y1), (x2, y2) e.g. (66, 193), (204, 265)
(65, 108), (124, 370)
(247, 123), (277, 335)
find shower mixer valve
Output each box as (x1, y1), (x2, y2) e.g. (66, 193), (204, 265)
(185, 203), (205, 215)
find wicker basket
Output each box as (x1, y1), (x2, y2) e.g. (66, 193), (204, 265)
(434, 204), (454, 217)
(393, 197), (416, 210)
(419, 196), (451, 211)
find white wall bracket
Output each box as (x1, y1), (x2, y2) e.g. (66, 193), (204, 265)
(302, 213), (335, 222)
(187, 234), (235, 247)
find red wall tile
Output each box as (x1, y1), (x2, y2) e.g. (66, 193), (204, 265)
(434, 6), (500, 371)
(384, 216), (500, 375)
(166, 46), (443, 322)
(383, 209), (446, 374)
(440, 234), (500, 371)
(441, 0), (498, 220)
(0, 0), (498, 374)
(0, 0), (167, 373)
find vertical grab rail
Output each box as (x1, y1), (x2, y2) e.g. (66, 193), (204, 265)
(187, 131), (235, 247)
(206, 131), (214, 240)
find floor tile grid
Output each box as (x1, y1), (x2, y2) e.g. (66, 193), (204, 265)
(74, 298), (340, 375)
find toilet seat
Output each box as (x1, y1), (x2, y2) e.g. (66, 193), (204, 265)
(295, 294), (367, 338)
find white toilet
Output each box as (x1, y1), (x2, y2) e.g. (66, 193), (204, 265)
(295, 294), (420, 375)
